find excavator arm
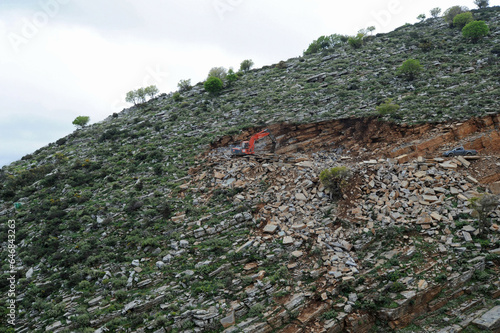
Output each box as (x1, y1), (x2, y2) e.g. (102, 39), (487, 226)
(247, 129), (276, 154)
(231, 129), (276, 155)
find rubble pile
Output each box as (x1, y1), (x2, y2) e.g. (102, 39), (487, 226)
(175, 147), (500, 333)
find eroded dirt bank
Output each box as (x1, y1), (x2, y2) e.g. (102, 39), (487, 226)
(211, 114), (500, 183)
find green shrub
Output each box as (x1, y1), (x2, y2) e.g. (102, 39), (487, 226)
(396, 59), (423, 81)
(226, 68), (237, 86)
(304, 34), (344, 55)
(418, 39), (433, 51)
(485, 253), (499, 262)
(417, 14), (426, 22)
(115, 289), (128, 302)
(239, 59), (254, 72)
(473, 269), (490, 282)
(389, 282), (406, 292)
(319, 166), (352, 199)
(72, 116), (90, 129)
(320, 310), (337, 321)
(347, 33), (364, 49)
(125, 200), (144, 214)
(376, 98), (400, 116)
(77, 280), (91, 291)
(269, 266), (290, 285)
(462, 21), (490, 42)
(172, 92), (183, 102)
(453, 12), (474, 28)
(204, 76), (223, 94)
(74, 314), (91, 328)
(443, 5), (468, 26)
(247, 304), (265, 318)
(177, 79), (192, 92)
(434, 273), (447, 283)
(276, 60), (287, 69)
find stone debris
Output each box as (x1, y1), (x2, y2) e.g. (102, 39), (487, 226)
(472, 305), (500, 331)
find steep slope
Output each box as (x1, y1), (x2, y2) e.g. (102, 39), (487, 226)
(1, 7), (500, 333)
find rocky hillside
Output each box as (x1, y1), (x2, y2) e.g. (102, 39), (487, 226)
(1, 6), (500, 333)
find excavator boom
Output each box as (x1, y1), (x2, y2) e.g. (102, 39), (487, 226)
(231, 129), (276, 155)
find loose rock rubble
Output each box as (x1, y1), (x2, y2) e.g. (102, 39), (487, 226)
(174, 145), (500, 333)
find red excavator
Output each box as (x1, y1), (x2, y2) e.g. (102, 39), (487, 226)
(231, 129), (276, 156)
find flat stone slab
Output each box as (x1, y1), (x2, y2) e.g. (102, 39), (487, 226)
(283, 236), (294, 245)
(472, 305), (500, 331)
(456, 156), (470, 167)
(295, 193), (307, 201)
(291, 223), (306, 230)
(296, 161), (314, 168)
(236, 240), (254, 253)
(220, 310), (235, 328)
(422, 195), (439, 202)
(467, 175), (478, 183)
(284, 293), (305, 311)
(263, 224), (278, 234)
(439, 162), (457, 169)
(462, 225), (476, 232)
(45, 321), (62, 331)
(431, 212), (443, 221)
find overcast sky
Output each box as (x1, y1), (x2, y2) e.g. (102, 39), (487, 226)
(1, 0), (498, 167)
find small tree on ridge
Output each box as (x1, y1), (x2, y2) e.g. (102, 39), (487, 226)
(240, 59), (254, 73)
(177, 79), (192, 92)
(474, 0), (489, 9)
(430, 7), (441, 18)
(207, 67), (227, 80)
(72, 116), (90, 129)
(444, 6), (468, 26)
(126, 90), (138, 105)
(144, 85), (159, 99)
